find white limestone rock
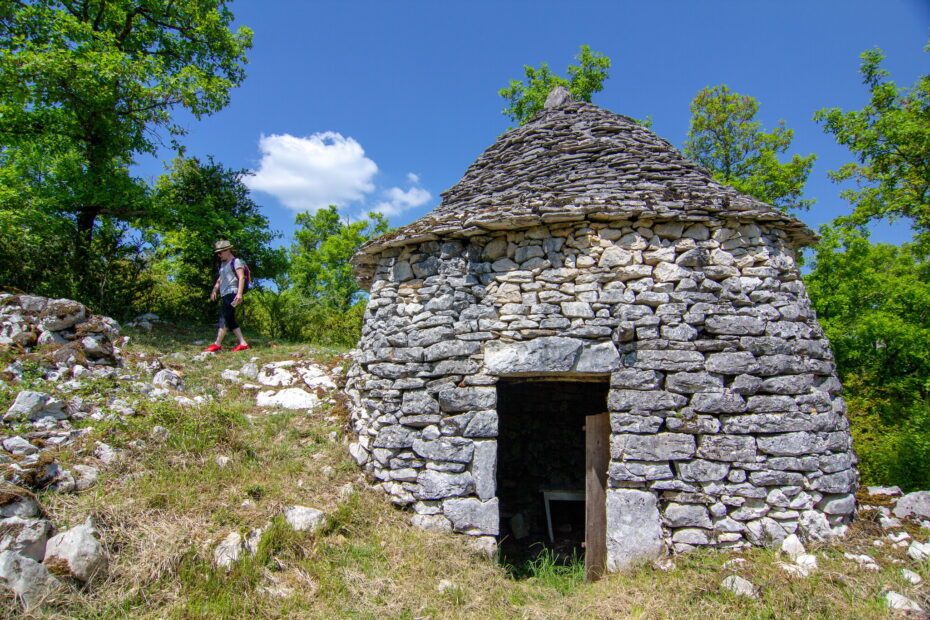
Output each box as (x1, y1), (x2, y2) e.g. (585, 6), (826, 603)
(152, 369), (184, 391)
(606, 489), (664, 571)
(0, 550), (62, 608)
(256, 388), (319, 410)
(907, 540), (930, 562)
(283, 506), (325, 532)
(213, 531), (243, 570)
(0, 517), (53, 562)
(258, 361), (297, 387)
(885, 591), (923, 613)
(43, 518), (107, 583)
(721, 575), (757, 598)
(901, 568), (922, 585)
(894, 491), (930, 521)
(411, 514), (452, 533)
(297, 364), (337, 390)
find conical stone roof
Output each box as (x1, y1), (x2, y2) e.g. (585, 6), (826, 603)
(353, 88), (816, 270)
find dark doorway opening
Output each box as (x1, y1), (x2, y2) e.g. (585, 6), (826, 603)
(496, 379), (609, 570)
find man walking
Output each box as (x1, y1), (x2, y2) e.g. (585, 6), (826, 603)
(205, 240), (250, 352)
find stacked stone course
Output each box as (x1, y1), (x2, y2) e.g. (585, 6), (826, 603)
(345, 89), (857, 569)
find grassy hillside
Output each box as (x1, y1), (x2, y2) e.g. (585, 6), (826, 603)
(1, 324), (927, 619)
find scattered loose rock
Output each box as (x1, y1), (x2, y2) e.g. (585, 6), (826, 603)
(894, 491), (930, 521)
(43, 518), (107, 583)
(721, 575), (757, 598)
(0, 550), (62, 608)
(885, 591), (923, 613)
(283, 506), (325, 532)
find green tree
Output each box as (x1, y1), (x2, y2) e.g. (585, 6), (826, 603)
(148, 156), (280, 320)
(0, 0), (252, 272)
(499, 45), (611, 126)
(805, 224), (930, 490)
(684, 85), (815, 212)
(290, 206), (390, 313)
(814, 41), (930, 244)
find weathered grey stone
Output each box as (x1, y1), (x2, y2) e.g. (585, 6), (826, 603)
(757, 432), (821, 456)
(705, 352), (758, 375)
(609, 461), (673, 482)
(610, 413), (663, 433)
(0, 517), (52, 562)
(608, 389), (686, 412)
(665, 413), (720, 434)
(818, 494), (855, 515)
(43, 518), (107, 583)
(438, 387), (496, 413)
(412, 437), (475, 463)
(697, 435), (757, 462)
(612, 433), (695, 461)
(812, 469), (857, 494)
(0, 550), (61, 608)
(442, 497), (499, 535)
(423, 340), (480, 362)
(472, 441), (496, 500)
(283, 506), (326, 532)
(411, 514), (452, 533)
(416, 470), (474, 499)
(798, 510), (833, 542)
(690, 392), (746, 414)
(401, 391), (440, 416)
(893, 491), (930, 520)
(665, 503), (712, 528)
(373, 425), (414, 449)
(630, 350), (704, 372)
(606, 489), (664, 571)
(678, 459), (730, 482)
(463, 411), (498, 438)
(575, 341), (620, 372)
(611, 369), (662, 390)
(666, 372), (723, 394)
(485, 337), (582, 375)
(705, 316), (766, 336)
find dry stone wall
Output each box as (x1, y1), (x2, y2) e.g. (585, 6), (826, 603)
(345, 217), (857, 569)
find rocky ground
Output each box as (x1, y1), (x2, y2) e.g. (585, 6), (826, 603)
(0, 294), (928, 618)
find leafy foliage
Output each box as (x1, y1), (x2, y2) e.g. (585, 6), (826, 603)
(814, 41), (930, 245)
(805, 225), (930, 490)
(290, 206), (390, 313)
(0, 0), (252, 276)
(499, 45), (611, 126)
(685, 85), (815, 212)
(147, 156), (282, 321)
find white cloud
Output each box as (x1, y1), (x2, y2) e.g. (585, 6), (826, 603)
(406, 172), (421, 184)
(245, 132), (378, 212)
(372, 179), (432, 217)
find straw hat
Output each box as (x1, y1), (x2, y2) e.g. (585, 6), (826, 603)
(213, 240), (234, 253)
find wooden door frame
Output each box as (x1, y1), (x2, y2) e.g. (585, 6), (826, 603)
(584, 412), (609, 581)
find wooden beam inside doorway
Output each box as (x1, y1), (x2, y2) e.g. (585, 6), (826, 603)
(585, 412), (609, 582)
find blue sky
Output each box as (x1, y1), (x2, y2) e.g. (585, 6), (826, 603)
(138, 0), (930, 247)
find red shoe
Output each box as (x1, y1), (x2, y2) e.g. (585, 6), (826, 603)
(204, 344), (222, 353)
(232, 343), (250, 352)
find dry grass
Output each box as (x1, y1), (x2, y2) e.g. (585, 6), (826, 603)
(2, 326), (928, 618)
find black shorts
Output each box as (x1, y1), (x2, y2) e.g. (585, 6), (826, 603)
(218, 293), (239, 330)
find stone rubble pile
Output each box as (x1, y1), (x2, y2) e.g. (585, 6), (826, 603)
(1, 293), (123, 378)
(0, 487), (107, 609)
(221, 357), (337, 411)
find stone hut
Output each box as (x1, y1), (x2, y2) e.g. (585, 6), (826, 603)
(345, 87), (857, 572)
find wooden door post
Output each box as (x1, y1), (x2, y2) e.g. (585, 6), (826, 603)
(585, 412), (609, 582)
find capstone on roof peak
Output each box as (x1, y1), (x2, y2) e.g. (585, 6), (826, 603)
(544, 86), (573, 109)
